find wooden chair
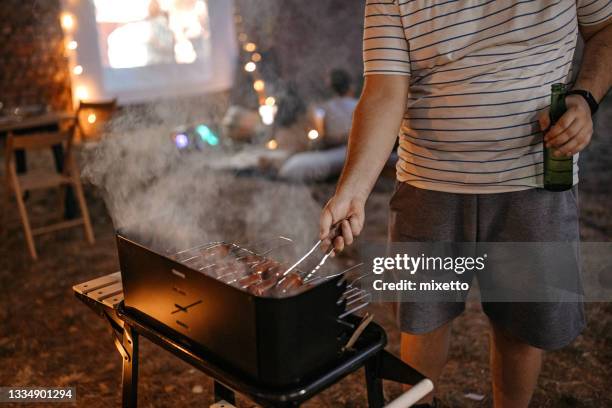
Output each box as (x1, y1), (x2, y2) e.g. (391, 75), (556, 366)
(75, 99), (118, 143)
(4, 120), (95, 260)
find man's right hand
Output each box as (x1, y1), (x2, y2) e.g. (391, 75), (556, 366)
(319, 192), (366, 253)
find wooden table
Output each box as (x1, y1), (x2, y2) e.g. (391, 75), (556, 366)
(0, 111), (75, 133)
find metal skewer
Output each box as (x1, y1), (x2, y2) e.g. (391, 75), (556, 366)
(305, 262), (364, 285)
(277, 220), (346, 288)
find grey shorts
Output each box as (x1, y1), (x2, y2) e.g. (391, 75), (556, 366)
(388, 183), (585, 351)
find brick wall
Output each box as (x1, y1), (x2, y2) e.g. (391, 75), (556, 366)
(0, 0), (72, 112)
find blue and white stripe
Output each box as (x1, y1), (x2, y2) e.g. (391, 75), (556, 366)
(364, 0), (612, 193)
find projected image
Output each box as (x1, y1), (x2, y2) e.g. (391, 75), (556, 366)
(94, 0), (211, 68)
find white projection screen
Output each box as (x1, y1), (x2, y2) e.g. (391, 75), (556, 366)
(62, 0), (237, 104)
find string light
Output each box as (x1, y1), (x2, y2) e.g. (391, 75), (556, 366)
(259, 105), (276, 126)
(87, 113), (97, 124)
(67, 40), (78, 50)
(61, 13), (75, 31)
(75, 86), (88, 101)
(73, 65), (83, 75)
(308, 130), (319, 140)
(266, 139), (278, 150)
(253, 80), (265, 92)
(234, 8), (277, 127)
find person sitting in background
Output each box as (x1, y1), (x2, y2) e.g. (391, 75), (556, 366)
(318, 69), (359, 148)
(273, 83), (312, 154)
(278, 69), (358, 181)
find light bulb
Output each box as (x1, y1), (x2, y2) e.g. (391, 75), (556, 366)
(244, 62), (256, 72)
(244, 42), (257, 52)
(75, 86), (88, 101)
(308, 130), (319, 140)
(259, 105), (276, 126)
(87, 113), (97, 124)
(266, 139), (278, 150)
(253, 80), (265, 92)
(265, 96), (275, 106)
(61, 13), (75, 31)
(73, 65), (83, 75)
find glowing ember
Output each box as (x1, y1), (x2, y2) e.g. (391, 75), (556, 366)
(251, 52), (262, 62)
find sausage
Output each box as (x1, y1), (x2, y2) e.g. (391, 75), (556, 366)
(277, 272), (303, 292)
(253, 259), (280, 273)
(248, 277), (278, 296)
(203, 244), (231, 260)
(239, 272), (262, 288)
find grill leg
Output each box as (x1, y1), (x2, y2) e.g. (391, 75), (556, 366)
(122, 325), (139, 408)
(213, 381), (235, 405)
(365, 357), (384, 408)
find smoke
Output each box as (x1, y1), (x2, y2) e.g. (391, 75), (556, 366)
(82, 0), (366, 264)
(82, 94), (322, 260)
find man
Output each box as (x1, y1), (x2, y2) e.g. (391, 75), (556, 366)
(320, 1), (611, 407)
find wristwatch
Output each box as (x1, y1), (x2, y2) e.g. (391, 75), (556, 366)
(567, 89), (599, 115)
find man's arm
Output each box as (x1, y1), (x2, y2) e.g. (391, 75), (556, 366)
(541, 19), (612, 157)
(575, 21), (612, 101)
(320, 75), (409, 251)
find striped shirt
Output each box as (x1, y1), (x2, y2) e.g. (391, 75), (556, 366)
(363, 0), (612, 193)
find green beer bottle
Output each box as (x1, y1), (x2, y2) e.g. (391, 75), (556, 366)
(543, 83), (574, 191)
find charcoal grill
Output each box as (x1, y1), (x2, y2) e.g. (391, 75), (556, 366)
(73, 231), (434, 407)
(117, 232), (357, 386)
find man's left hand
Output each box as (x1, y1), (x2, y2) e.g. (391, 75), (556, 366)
(539, 94), (594, 157)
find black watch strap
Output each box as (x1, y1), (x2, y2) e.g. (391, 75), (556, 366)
(567, 89), (599, 115)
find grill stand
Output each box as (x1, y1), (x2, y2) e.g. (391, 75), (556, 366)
(74, 273), (432, 408)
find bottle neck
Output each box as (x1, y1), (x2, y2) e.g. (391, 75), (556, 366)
(550, 92), (566, 124)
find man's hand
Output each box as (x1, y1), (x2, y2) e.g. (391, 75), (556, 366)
(539, 94), (593, 158)
(319, 192), (365, 253)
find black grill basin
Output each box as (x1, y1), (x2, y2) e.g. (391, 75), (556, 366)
(117, 233), (349, 387)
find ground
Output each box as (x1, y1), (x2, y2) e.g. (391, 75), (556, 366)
(0, 142), (611, 407)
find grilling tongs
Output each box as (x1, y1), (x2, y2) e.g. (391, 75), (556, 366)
(277, 219), (347, 285)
